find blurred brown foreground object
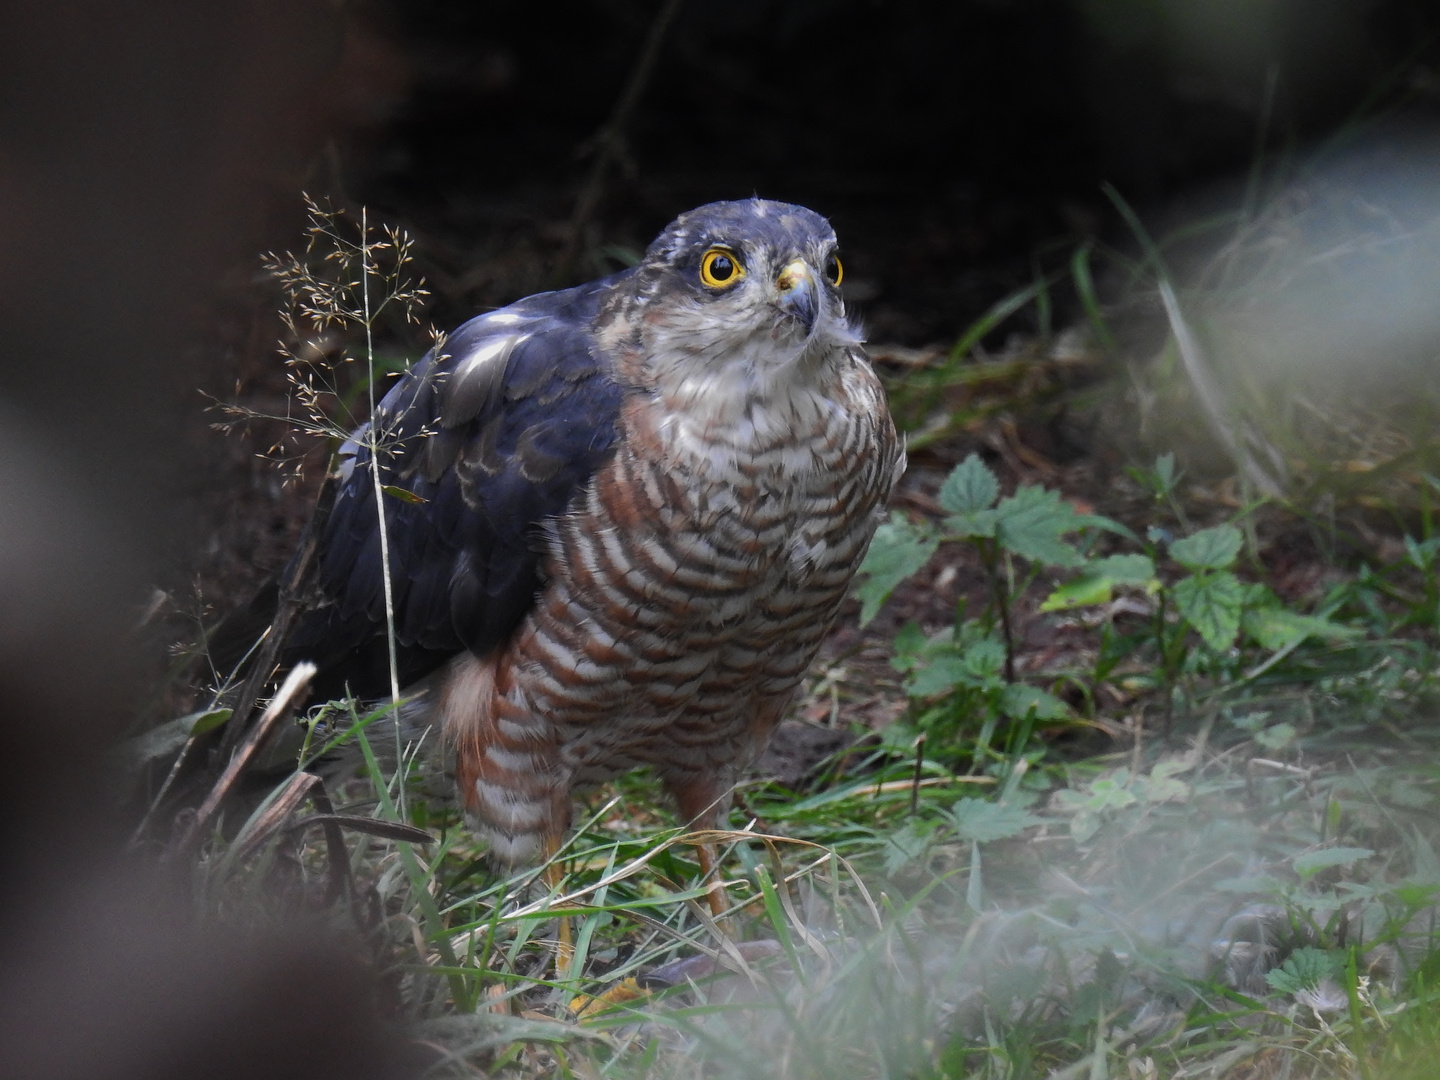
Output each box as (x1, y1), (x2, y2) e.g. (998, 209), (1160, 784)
(0, 3), (412, 1077)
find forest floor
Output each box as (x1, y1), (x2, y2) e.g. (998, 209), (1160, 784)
(141, 161), (1440, 1079)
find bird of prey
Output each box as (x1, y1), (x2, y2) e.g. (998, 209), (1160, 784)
(273, 198), (903, 880)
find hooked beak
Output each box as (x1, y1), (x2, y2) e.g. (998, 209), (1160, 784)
(775, 258), (818, 336)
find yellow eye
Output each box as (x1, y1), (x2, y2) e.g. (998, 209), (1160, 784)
(699, 247), (745, 289)
(824, 253), (843, 286)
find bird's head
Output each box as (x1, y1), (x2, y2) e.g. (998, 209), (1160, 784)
(604, 199), (861, 412)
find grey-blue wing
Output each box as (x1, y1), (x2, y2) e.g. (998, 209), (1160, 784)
(285, 273), (630, 699)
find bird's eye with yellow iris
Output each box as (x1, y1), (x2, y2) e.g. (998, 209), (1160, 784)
(699, 247), (745, 289)
(823, 252), (843, 287)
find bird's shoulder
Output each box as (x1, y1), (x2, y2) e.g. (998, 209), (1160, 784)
(295, 272), (635, 689)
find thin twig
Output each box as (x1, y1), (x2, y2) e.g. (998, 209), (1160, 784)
(359, 206), (408, 821)
(555, 0), (685, 277)
(166, 661), (317, 862)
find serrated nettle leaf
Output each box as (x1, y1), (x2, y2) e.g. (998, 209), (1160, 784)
(889, 621), (929, 671)
(1000, 683), (1070, 721)
(1395, 882), (1440, 908)
(1086, 776), (1138, 810)
(949, 797), (1038, 842)
(1169, 524), (1242, 571)
(1266, 947), (1343, 993)
(906, 654), (978, 698)
(883, 817), (942, 875)
(855, 514), (940, 626)
(1241, 607), (1362, 652)
(880, 721), (923, 751)
(1240, 581), (1278, 606)
(961, 637), (1008, 682)
(943, 507), (998, 539)
(1293, 846), (1374, 880)
(993, 486), (1087, 567)
(937, 453), (999, 514)
(1172, 571), (1244, 652)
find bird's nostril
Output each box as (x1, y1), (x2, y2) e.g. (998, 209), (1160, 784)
(776, 259), (811, 293)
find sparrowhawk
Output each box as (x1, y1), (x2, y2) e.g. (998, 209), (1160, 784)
(277, 198), (904, 866)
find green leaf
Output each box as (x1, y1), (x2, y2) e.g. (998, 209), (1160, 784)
(907, 637), (1007, 698)
(1254, 722), (1296, 750)
(1293, 846), (1374, 880)
(1172, 570), (1244, 651)
(1242, 606), (1361, 652)
(1266, 947), (1342, 993)
(882, 817), (941, 876)
(1227, 710), (1270, 733)
(889, 621), (929, 671)
(992, 486), (1087, 567)
(1154, 452), (1177, 490)
(1141, 758), (1191, 802)
(854, 514), (939, 626)
(1169, 524), (1242, 571)
(965, 840), (983, 912)
(1089, 553), (1157, 584)
(949, 797), (1038, 843)
(906, 654), (975, 698)
(937, 453), (999, 515)
(960, 636), (1008, 684)
(1040, 554), (1157, 612)
(1086, 775), (1138, 811)
(1000, 683), (1070, 721)
(1040, 575), (1112, 612)
(381, 484), (428, 505)
(115, 708), (233, 772)
(944, 507), (999, 540)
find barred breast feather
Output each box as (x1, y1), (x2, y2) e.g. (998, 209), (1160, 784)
(445, 343), (901, 862)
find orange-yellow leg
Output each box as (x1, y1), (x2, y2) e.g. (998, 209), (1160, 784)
(542, 833), (574, 977)
(694, 841), (730, 926)
(668, 777), (735, 932)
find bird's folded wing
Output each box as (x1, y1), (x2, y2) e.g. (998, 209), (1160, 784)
(286, 273), (632, 697)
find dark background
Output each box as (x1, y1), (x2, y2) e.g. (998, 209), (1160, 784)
(341, 0), (1440, 344)
(0, 2), (1437, 1076)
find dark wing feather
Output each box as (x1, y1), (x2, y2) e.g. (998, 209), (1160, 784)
(285, 273), (630, 699)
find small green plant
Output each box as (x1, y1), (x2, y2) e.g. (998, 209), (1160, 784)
(857, 454), (1361, 765)
(857, 452), (1118, 768)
